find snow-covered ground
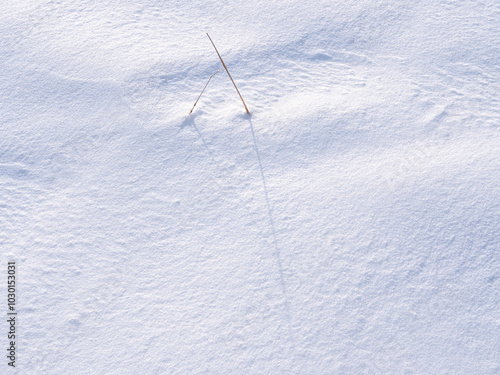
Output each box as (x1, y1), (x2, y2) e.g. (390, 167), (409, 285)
(1, 1), (499, 373)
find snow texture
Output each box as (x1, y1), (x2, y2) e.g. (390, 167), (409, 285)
(1, 0), (499, 374)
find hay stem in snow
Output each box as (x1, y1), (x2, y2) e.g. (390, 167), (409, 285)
(206, 33), (250, 114)
(189, 68), (221, 114)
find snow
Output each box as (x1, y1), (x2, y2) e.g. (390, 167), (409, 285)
(1, 0), (499, 373)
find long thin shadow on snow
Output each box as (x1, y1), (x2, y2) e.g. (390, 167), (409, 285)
(246, 116), (291, 321)
(182, 114), (224, 188)
(181, 115), (215, 160)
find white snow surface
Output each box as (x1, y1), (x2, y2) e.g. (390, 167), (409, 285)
(1, 1), (499, 374)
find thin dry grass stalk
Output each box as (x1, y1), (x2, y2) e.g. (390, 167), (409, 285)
(206, 33), (250, 114)
(189, 68), (221, 114)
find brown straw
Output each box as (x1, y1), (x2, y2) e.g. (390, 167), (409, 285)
(189, 68), (221, 114)
(206, 33), (250, 114)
